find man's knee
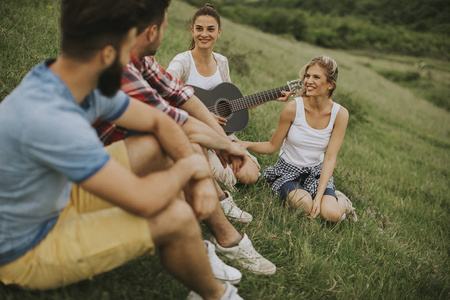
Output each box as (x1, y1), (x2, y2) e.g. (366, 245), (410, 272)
(191, 143), (204, 155)
(150, 200), (200, 246)
(125, 134), (171, 176)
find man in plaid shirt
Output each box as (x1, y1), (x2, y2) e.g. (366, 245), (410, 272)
(93, 3), (277, 278)
(94, 54), (191, 146)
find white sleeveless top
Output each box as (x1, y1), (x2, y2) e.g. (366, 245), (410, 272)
(280, 97), (341, 168)
(184, 51), (223, 90)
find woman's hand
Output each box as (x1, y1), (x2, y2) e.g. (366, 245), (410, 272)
(236, 140), (250, 150)
(275, 88), (296, 102)
(310, 197), (322, 218)
(211, 112), (227, 126)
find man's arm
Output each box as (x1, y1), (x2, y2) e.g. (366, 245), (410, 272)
(113, 98), (193, 161)
(180, 96), (246, 170)
(81, 98), (215, 218)
(182, 116), (246, 170)
(180, 95), (229, 139)
(81, 153), (210, 218)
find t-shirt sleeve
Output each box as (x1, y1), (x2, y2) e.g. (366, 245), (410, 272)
(93, 89), (130, 122)
(23, 113), (111, 183)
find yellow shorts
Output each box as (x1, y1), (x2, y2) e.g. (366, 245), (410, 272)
(0, 140), (154, 290)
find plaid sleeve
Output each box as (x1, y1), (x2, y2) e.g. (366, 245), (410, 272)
(141, 56), (194, 107)
(121, 62), (189, 126)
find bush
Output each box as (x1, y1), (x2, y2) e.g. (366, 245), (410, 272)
(377, 70), (421, 82)
(333, 91), (369, 129)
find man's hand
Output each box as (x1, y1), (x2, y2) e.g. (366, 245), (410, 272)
(186, 177), (218, 221)
(215, 141), (247, 173)
(181, 153), (213, 180)
(236, 140), (250, 150)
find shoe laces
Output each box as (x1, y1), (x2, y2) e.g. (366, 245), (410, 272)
(238, 241), (261, 262)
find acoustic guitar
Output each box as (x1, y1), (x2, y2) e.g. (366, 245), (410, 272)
(192, 79), (302, 133)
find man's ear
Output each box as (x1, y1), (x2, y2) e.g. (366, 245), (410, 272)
(100, 45), (116, 67)
(147, 24), (158, 42)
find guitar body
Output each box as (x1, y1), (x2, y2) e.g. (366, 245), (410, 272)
(192, 83), (249, 133)
(191, 79), (301, 134)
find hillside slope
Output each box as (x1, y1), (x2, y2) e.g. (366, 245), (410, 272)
(0, 1), (448, 299)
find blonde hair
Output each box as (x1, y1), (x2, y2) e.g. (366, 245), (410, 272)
(299, 55), (339, 98)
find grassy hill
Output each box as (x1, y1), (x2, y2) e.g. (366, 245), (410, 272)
(1, 0), (449, 299)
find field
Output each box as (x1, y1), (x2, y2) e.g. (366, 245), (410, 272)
(0, 0), (449, 299)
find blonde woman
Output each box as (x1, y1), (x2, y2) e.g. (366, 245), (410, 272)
(238, 56), (357, 222)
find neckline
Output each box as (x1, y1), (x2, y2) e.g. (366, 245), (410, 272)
(189, 51), (219, 79)
(300, 97), (335, 131)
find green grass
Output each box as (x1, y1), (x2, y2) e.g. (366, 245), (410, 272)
(1, 1), (449, 299)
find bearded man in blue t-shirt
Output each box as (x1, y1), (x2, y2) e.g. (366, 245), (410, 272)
(0, 0), (244, 298)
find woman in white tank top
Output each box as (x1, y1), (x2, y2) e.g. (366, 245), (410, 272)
(238, 56), (357, 222)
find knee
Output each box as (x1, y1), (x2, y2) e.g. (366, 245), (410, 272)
(166, 200), (198, 230)
(288, 191), (312, 211)
(126, 134), (161, 152)
(125, 135), (171, 175)
(320, 206), (344, 223)
(236, 161), (259, 185)
(191, 143), (205, 155)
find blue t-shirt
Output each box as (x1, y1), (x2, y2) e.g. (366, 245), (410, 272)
(0, 60), (130, 265)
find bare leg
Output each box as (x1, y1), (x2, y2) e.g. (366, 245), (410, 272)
(287, 189), (313, 214)
(203, 203), (242, 247)
(124, 134), (170, 176)
(320, 195), (346, 222)
(124, 136), (225, 298)
(148, 200), (225, 299)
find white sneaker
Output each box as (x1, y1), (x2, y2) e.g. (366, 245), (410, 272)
(186, 282), (243, 300)
(205, 240), (242, 285)
(336, 190), (357, 222)
(220, 191), (253, 223)
(211, 234), (276, 275)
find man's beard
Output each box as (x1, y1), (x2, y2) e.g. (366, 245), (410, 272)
(97, 56), (123, 97)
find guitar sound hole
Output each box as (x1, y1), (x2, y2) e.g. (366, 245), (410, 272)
(216, 100), (232, 118)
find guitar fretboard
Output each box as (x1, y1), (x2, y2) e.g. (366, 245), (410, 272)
(229, 85), (290, 113)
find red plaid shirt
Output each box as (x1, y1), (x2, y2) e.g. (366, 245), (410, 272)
(94, 54), (193, 146)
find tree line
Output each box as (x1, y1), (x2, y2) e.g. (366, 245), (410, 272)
(183, 0), (450, 60)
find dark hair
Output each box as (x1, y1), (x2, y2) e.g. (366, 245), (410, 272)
(189, 3), (221, 50)
(60, 0), (146, 61)
(136, 0), (171, 34)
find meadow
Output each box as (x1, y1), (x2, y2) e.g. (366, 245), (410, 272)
(0, 0), (449, 299)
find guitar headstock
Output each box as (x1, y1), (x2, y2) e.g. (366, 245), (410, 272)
(287, 79), (303, 91)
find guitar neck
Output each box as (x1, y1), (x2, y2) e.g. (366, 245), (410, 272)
(229, 84), (290, 113)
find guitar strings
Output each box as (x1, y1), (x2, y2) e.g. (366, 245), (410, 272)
(229, 86), (288, 111)
(205, 85), (290, 117)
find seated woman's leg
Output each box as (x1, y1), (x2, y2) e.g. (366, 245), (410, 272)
(319, 190), (346, 222)
(280, 181), (313, 214)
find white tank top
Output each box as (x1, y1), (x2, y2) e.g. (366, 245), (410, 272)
(280, 97), (341, 168)
(184, 51), (223, 90)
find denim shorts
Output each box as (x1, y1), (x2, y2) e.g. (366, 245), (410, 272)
(279, 174), (337, 201)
